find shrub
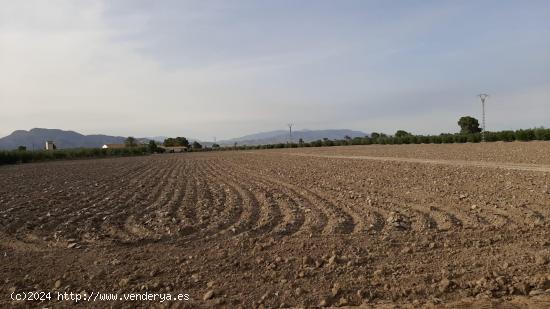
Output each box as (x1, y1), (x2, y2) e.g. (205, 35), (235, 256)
(515, 129), (535, 141)
(467, 133), (482, 143)
(534, 128), (550, 141)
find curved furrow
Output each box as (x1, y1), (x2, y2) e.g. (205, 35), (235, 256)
(461, 201), (519, 229)
(6, 160), (147, 209)
(34, 160), (161, 240)
(396, 203), (438, 231)
(220, 159), (351, 235)
(13, 162), (154, 241)
(457, 195), (531, 230)
(244, 170), (355, 234)
(161, 159), (194, 235)
(209, 161), (283, 237)
(0, 161), (150, 237)
(209, 160), (282, 235)
(322, 196), (378, 234)
(44, 163), (153, 235)
(435, 202), (492, 230)
(483, 206), (521, 229)
(209, 161), (297, 238)
(187, 160), (225, 235)
(51, 162), (151, 219)
(527, 210), (547, 227)
(468, 210), (492, 226)
(209, 159), (321, 237)
(270, 197), (306, 237)
(173, 159), (251, 241)
(204, 170), (255, 237)
(197, 163), (303, 239)
(524, 201), (550, 218)
(424, 203), (465, 231)
(99, 161), (175, 241)
(501, 203), (547, 228)
(175, 165), (201, 235)
(371, 211), (388, 231)
(213, 159), (328, 235)
(206, 160), (308, 238)
(0, 162), (108, 206)
(194, 161), (255, 238)
(346, 197), (389, 232)
(237, 172), (336, 237)
(282, 188), (354, 234)
(521, 203), (548, 227)
(120, 160), (184, 240)
(89, 161), (168, 225)
(129, 158), (190, 239)
(197, 162), (235, 236)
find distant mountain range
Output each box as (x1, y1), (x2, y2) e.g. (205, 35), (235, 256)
(0, 128), (369, 150)
(218, 129), (368, 145)
(0, 128), (132, 150)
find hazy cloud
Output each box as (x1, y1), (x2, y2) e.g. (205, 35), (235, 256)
(1, 0), (549, 140)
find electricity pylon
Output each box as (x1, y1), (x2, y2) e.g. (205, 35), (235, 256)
(478, 94), (489, 142)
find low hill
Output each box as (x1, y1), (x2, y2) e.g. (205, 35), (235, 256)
(0, 128), (129, 150)
(218, 129), (368, 145)
(0, 128), (369, 150)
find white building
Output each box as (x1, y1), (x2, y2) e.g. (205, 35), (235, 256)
(45, 141), (56, 150)
(102, 144), (126, 149)
(159, 146), (187, 153)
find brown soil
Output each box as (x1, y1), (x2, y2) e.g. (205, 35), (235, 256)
(1, 142), (549, 308)
(284, 153), (550, 173)
(287, 141), (550, 165)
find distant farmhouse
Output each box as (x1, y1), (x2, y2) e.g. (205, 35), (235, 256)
(102, 144), (126, 149)
(45, 140), (56, 150)
(159, 146), (187, 153)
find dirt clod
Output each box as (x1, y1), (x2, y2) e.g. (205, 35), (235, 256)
(203, 290), (215, 300)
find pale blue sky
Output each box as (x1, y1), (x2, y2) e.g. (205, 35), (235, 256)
(1, 0), (549, 140)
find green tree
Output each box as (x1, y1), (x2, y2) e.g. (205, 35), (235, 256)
(192, 141), (202, 149)
(370, 132), (380, 139)
(458, 116), (482, 134)
(17, 146), (26, 151)
(344, 135), (352, 145)
(163, 137), (189, 147)
(395, 130), (411, 138)
(515, 129), (535, 141)
(148, 140), (158, 153)
(163, 138), (175, 147)
(175, 137), (189, 147)
(125, 136), (137, 147)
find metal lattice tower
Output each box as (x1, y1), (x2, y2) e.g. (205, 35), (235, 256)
(287, 123), (294, 144)
(478, 94), (489, 142)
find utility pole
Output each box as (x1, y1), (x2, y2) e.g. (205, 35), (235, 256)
(287, 123), (293, 145)
(478, 94), (489, 142)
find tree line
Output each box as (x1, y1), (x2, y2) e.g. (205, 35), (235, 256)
(0, 147), (150, 165)
(211, 116), (550, 151)
(1, 116), (549, 165)
(0, 136), (207, 165)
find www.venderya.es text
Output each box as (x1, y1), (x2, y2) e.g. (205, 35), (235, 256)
(10, 291), (190, 303)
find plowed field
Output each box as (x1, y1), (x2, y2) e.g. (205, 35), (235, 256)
(1, 142), (549, 308)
